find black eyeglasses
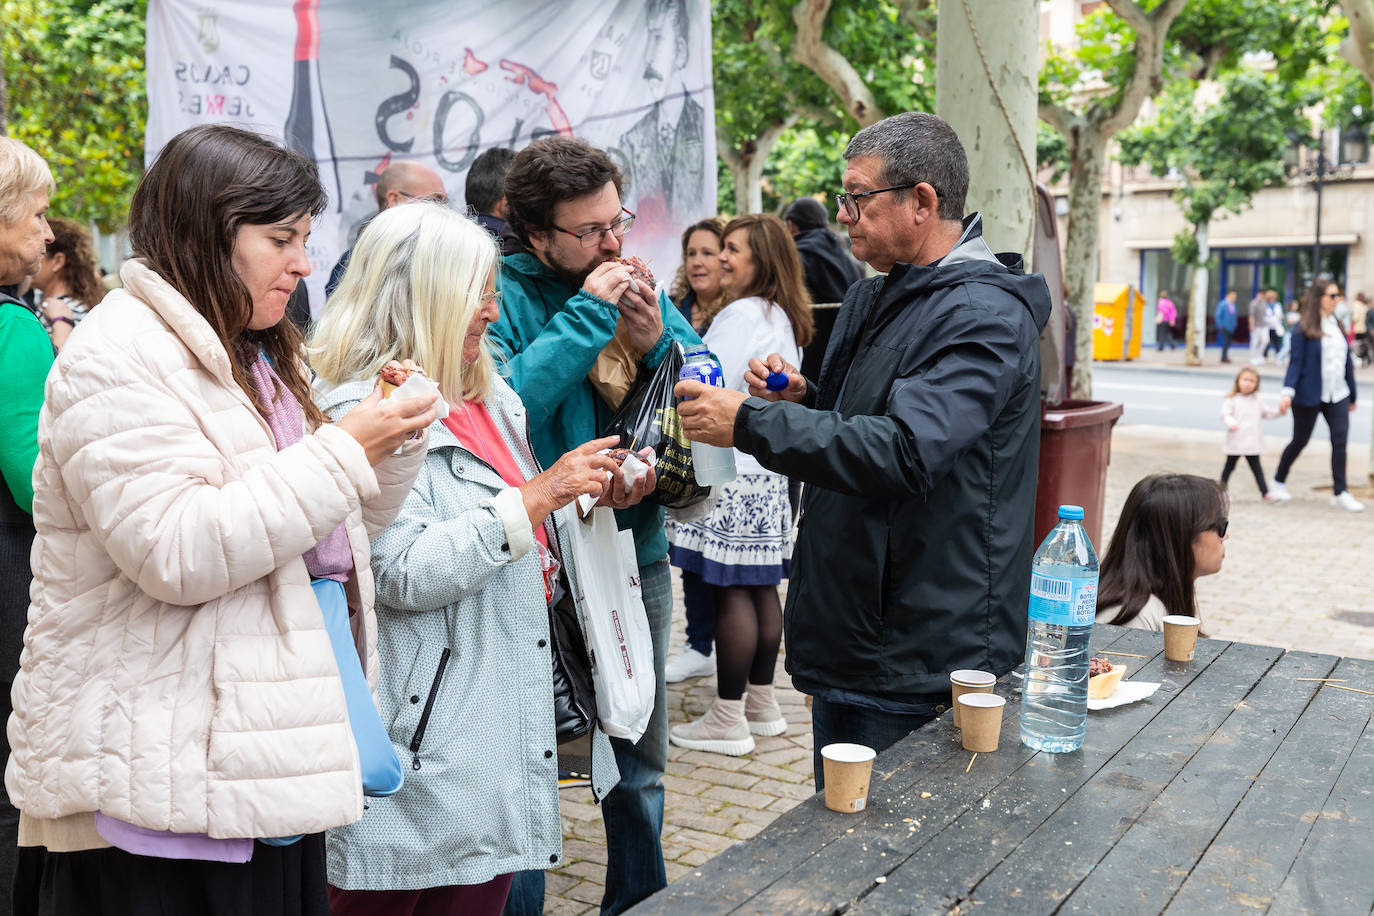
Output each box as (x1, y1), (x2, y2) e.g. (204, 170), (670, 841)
(836, 183), (920, 222)
(397, 190), (449, 206)
(1212, 519), (1229, 538)
(552, 208), (636, 248)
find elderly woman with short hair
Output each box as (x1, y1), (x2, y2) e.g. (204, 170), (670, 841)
(0, 135), (57, 900)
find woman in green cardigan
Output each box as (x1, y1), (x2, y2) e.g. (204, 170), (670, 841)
(0, 134), (57, 915)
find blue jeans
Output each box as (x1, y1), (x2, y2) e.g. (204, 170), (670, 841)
(1219, 328), (1234, 360)
(502, 869), (543, 916)
(504, 560), (670, 916)
(810, 696), (941, 789)
(601, 559), (670, 914)
(680, 570), (715, 656)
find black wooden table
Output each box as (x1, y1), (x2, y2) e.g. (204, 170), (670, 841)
(632, 625), (1374, 915)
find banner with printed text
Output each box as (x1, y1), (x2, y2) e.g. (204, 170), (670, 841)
(146, 0), (716, 311)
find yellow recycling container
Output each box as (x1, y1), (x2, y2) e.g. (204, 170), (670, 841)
(1091, 282), (1145, 361)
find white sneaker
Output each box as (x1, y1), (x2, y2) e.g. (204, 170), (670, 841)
(1332, 491), (1365, 512)
(669, 698), (755, 756)
(665, 647), (715, 683)
(744, 683), (788, 736)
(1269, 481), (1293, 501)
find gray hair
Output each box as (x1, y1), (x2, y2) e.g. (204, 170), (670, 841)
(0, 137), (54, 226)
(843, 113), (968, 221)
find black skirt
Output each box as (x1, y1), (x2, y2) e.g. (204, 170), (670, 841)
(13, 835), (331, 916)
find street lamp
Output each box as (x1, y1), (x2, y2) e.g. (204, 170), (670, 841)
(1286, 127), (1359, 284)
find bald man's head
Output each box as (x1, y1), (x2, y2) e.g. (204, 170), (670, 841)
(375, 161), (447, 210)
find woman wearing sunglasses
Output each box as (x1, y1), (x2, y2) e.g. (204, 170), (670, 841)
(1095, 474), (1228, 631)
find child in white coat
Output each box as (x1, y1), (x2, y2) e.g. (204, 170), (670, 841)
(1221, 366), (1286, 500)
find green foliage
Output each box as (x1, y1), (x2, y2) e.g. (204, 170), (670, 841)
(717, 158), (738, 216)
(818, 1), (932, 119)
(1039, 5), (1144, 117)
(1169, 0), (1334, 82)
(1039, 0), (1331, 119)
(1118, 68), (1311, 265)
(1036, 121), (1068, 183)
(1169, 229), (1201, 268)
(760, 126), (848, 215)
(712, 0), (829, 155)
(3, 0), (147, 231)
(712, 0), (933, 214)
(1312, 14), (1371, 131)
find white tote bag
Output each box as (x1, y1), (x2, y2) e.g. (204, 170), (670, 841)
(564, 506), (656, 742)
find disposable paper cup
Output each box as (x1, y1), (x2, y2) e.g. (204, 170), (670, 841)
(950, 669), (997, 728)
(957, 693), (1006, 752)
(1163, 615), (1201, 662)
(821, 743), (877, 813)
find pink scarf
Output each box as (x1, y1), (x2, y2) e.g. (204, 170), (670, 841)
(249, 355), (353, 581)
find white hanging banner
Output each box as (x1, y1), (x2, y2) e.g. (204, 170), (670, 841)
(146, 0), (716, 311)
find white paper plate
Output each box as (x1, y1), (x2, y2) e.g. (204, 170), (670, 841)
(1087, 680), (1161, 710)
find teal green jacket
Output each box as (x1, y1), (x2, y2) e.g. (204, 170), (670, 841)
(490, 252), (702, 567)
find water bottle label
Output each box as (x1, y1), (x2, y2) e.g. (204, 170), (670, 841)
(1028, 572), (1097, 626)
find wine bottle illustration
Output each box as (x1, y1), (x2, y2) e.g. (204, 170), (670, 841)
(284, 0), (342, 202)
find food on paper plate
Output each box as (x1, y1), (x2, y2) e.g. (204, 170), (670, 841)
(1088, 654), (1127, 699)
(617, 255), (656, 292)
(379, 363), (413, 397)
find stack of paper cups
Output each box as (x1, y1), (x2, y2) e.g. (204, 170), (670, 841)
(950, 670), (997, 728)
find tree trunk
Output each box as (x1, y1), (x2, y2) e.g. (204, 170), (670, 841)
(1186, 221), (1210, 366)
(722, 118), (796, 216)
(1340, 0), (1374, 87)
(1064, 129), (1105, 399)
(791, 0), (887, 126)
(935, 0), (1038, 262)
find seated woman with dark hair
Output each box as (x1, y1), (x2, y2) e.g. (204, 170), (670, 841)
(1095, 473), (1229, 631)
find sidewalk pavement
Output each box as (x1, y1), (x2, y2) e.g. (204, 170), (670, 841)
(1098, 344), (1374, 382)
(546, 422), (1374, 914)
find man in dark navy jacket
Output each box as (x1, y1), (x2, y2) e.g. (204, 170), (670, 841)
(785, 195), (863, 304)
(676, 112), (1052, 784)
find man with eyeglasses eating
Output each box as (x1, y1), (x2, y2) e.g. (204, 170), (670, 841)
(674, 112), (1052, 786)
(489, 136), (700, 916)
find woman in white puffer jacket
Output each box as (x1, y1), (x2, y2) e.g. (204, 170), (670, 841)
(5, 125), (437, 915)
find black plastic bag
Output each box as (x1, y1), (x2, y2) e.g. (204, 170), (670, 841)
(603, 341), (711, 509)
(549, 587), (596, 743)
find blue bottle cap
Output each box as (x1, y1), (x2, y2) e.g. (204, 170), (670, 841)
(765, 370), (789, 391)
(1057, 505), (1084, 520)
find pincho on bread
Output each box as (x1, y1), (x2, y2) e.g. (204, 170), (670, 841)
(617, 255), (655, 292)
(378, 363), (413, 397)
(1088, 655), (1127, 699)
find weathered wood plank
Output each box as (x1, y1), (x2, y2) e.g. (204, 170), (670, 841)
(1054, 649), (1337, 914)
(727, 629), (1158, 916)
(1164, 656), (1374, 914)
(961, 640), (1285, 912)
(844, 628), (1226, 915)
(628, 628), (1142, 915)
(1265, 657), (1374, 916)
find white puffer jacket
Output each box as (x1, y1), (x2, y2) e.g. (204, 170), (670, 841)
(4, 259), (425, 840)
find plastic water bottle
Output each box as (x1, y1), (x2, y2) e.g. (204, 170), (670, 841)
(1020, 505), (1098, 753)
(677, 346), (737, 486)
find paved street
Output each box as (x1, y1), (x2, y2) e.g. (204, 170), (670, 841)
(545, 359), (1374, 914)
(1091, 350), (1374, 444)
